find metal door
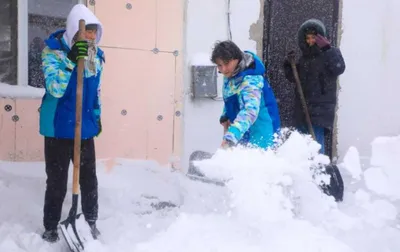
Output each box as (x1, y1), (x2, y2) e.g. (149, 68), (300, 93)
(263, 0), (340, 157)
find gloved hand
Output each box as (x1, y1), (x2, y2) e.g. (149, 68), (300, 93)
(67, 40), (88, 64)
(286, 50), (296, 64)
(220, 116), (231, 134)
(315, 34), (331, 50)
(219, 116), (229, 124)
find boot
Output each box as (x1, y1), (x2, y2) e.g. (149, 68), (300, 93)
(88, 221), (100, 240)
(42, 229), (59, 243)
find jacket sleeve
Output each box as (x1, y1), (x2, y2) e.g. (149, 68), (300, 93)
(93, 78), (102, 121)
(93, 60), (104, 121)
(223, 75), (263, 144)
(219, 77), (228, 123)
(323, 47), (346, 76)
(94, 50), (106, 121)
(42, 47), (72, 98)
(219, 105), (227, 123)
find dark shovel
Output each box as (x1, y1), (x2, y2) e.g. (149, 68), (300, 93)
(289, 58), (343, 202)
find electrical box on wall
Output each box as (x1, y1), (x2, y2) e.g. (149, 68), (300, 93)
(190, 53), (218, 98)
(191, 65), (218, 98)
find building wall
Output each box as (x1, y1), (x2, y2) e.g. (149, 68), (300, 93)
(182, 0), (263, 170)
(0, 99), (43, 161)
(337, 0), (400, 164)
(0, 0), (184, 167)
(1, 0), (399, 169)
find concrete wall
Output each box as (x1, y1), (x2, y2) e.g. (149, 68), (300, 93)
(0, 1), (184, 167)
(337, 0), (400, 164)
(2, 0), (398, 170)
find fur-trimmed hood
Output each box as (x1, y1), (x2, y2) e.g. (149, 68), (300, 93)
(297, 19), (327, 53)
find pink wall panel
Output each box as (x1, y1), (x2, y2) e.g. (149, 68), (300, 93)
(95, 48), (176, 166)
(156, 0), (184, 52)
(172, 54), (184, 170)
(93, 0), (157, 50)
(146, 52), (175, 166)
(0, 1), (185, 165)
(14, 100), (43, 161)
(95, 48), (150, 160)
(0, 99), (16, 161)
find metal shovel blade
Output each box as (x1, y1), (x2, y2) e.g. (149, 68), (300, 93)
(60, 194), (85, 252)
(60, 213), (85, 252)
(186, 150), (226, 186)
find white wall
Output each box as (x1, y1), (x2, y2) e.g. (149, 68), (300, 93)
(183, 0), (261, 170)
(338, 0), (400, 164)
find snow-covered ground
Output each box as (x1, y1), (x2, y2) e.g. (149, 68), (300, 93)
(1, 130), (400, 252)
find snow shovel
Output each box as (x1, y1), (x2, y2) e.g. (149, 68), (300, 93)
(289, 60), (343, 202)
(186, 150), (225, 186)
(60, 19), (87, 252)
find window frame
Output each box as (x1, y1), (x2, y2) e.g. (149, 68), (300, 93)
(18, 0), (28, 87)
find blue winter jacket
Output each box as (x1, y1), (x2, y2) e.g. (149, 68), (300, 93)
(222, 51), (281, 149)
(39, 5), (105, 139)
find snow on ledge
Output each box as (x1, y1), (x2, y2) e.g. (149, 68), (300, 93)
(0, 82), (44, 99)
(190, 52), (213, 66)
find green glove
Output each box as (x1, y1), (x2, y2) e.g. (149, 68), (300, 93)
(67, 40), (88, 64)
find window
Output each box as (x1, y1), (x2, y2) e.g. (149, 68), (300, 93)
(0, 1), (18, 86)
(0, 0), (80, 91)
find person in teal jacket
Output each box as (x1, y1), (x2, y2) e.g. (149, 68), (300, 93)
(39, 4), (103, 243)
(211, 40), (280, 149)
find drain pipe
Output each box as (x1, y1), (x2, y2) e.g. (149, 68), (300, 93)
(227, 0), (233, 40)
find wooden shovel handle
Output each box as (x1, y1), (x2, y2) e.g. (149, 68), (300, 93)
(72, 19), (86, 194)
(290, 61), (316, 140)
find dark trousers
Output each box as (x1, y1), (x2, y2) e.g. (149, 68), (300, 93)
(43, 137), (98, 231)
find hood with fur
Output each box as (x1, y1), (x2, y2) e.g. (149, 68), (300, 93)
(297, 19), (327, 55)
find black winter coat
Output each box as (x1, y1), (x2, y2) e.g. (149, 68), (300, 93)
(284, 19), (346, 130)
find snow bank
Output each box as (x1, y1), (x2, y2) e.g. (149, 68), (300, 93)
(363, 135), (400, 200)
(1, 131), (400, 251)
(342, 146), (362, 180)
(133, 131), (400, 252)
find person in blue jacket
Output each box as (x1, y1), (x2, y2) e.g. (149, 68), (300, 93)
(39, 4), (104, 243)
(211, 40), (281, 149)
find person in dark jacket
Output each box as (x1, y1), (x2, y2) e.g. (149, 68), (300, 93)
(283, 19), (345, 155)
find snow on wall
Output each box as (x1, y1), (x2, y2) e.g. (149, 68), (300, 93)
(183, 0), (261, 170)
(338, 0), (400, 163)
(0, 83), (44, 99)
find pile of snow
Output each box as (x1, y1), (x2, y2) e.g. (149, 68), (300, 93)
(1, 130), (400, 251)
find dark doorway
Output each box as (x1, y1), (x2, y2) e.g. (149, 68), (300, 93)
(263, 0), (340, 158)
